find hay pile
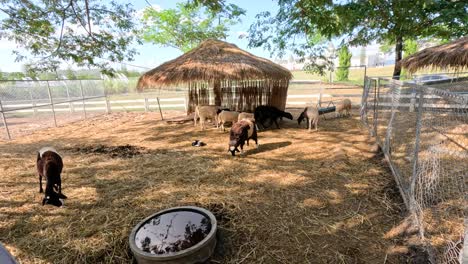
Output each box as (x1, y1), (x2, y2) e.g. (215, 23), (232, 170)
(0, 111), (412, 263)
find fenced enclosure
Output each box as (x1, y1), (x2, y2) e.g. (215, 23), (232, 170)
(361, 76), (467, 263)
(0, 79), (108, 140)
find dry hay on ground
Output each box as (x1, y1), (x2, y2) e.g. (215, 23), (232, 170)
(1, 111), (418, 263)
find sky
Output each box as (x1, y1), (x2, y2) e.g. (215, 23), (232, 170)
(0, 0), (387, 73)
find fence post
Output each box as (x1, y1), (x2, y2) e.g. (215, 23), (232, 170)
(409, 87), (417, 112)
(79, 80), (87, 119)
(410, 88), (425, 238)
(144, 98), (149, 112)
(105, 97), (111, 114)
(372, 78), (380, 137)
(157, 97), (164, 120)
(46, 81), (58, 127)
(29, 87), (37, 117)
(65, 84), (74, 113)
(0, 100), (12, 140)
(363, 65), (367, 88)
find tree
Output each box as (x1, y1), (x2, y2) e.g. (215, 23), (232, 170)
(0, 0), (139, 75)
(65, 67), (77, 80)
(248, 0), (467, 79)
(336, 46), (352, 81)
(401, 39), (418, 78)
(140, 2), (244, 52)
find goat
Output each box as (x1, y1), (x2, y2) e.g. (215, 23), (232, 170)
(37, 147), (67, 207)
(254, 106), (293, 129)
(298, 107), (320, 132)
(218, 110), (239, 131)
(228, 119), (258, 156)
(194, 105), (219, 130)
(216, 108), (230, 115)
(336, 99), (352, 117)
(238, 112), (254, 122)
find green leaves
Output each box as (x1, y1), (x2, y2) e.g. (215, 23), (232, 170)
(140, 2), (245, 53)
(0, 0), (139, 74)
(248, 0), (468, 77)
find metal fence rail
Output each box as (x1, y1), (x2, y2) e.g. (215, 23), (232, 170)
(361, 76), (467, 264)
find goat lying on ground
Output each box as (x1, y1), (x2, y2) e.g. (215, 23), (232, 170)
(254, 106), (293, 129)
(218, 110), (239, 131)
(37, 147), (67, 207)
(228, 119), (258, 156)
(194, 105), (219, 130)
(336, 99), (352, 117)
(298, 107), (320, 132)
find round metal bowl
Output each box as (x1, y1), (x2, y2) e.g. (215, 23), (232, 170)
(129, 206), (217, 264)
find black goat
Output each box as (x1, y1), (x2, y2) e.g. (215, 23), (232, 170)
(37, 147), (67, 207)
(254, 106), (293, 129)
(228, 119), (258, 156)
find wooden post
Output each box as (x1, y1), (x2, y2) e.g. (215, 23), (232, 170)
(157, 97), (164, 120)
(0, 100), (11, 140)
(213, 80), (222, 106)
(144, 98), (149, 112)
(46, 81), (58, 127)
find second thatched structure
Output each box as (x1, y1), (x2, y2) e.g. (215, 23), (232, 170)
(400, 36), (468, 73)
(137, 39), (292, 113)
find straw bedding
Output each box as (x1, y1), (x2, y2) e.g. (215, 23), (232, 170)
(0, 111), (417, 263)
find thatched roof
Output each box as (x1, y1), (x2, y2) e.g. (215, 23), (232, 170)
(400, 36), (468, 73)
(137, 39), (292, 89)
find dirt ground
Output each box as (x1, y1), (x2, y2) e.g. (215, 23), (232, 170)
(0, 110), (416, 263)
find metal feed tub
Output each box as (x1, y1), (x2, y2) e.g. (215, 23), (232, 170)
(129, 206), (217, 264)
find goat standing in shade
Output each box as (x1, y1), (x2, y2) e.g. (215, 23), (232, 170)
(298, 107), (320, 132)
(228, 119), (258, 156)
(254, 106), (293, 129)
(37, 147), (67, 207)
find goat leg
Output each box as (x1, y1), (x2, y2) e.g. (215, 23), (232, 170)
(274, 118), (280, 129)
(39, 174), (43, 193)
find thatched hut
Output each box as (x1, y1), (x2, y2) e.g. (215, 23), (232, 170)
(137, 39), (292, 113)
(400, 36), (468, 73)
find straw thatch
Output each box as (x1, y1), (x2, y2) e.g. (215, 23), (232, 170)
(137, 39), (292, 112)
(137, 39), (292, 88)
(400, 36), (468, 73)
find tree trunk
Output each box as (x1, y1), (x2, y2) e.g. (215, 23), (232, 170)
(213, 80), (221, 106)
(392, 36), (403, 80)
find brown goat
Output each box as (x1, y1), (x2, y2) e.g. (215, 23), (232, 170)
(228, 119), (258, 156)
(37, 147), (67, 206)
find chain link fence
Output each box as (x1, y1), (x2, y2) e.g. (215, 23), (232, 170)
(0, 79), (107, 140)
(361, 75), (467, 263)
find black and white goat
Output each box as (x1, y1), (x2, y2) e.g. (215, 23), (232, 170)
(37, 147), (67, 207)
(254, 106), (293, 129)
(228, 119), (258, 156)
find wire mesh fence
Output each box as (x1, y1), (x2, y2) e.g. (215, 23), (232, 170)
(0, 79), (107, 140)
(361, 75), (467, 264)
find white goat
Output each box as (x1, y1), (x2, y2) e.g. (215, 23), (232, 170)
(194, 105), (219, 130)
(237, 112), (255, 122)
(336, 98), (352, 117)
(298, 107), (319, 132)
(218, 110), (239, 131)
